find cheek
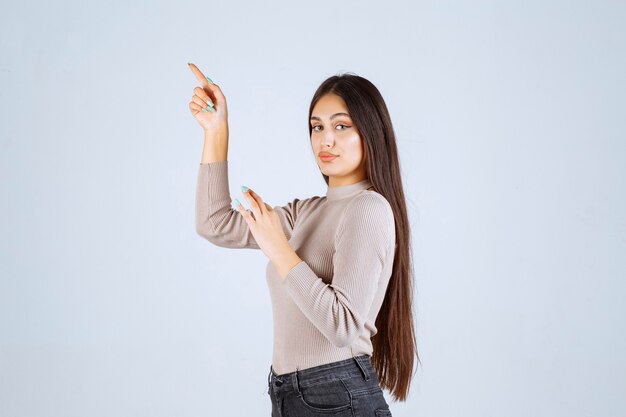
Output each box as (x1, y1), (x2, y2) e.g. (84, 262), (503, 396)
(344, 134), (364, 158)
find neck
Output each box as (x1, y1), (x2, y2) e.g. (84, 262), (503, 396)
(325, 178), (373, 201)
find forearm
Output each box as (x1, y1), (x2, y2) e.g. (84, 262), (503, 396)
(200, 128), (229, 163)
(269, 243), (303, 281)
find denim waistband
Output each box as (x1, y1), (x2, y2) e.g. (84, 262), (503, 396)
(268, 355), (372, 392)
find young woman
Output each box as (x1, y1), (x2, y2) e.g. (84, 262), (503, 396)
(188, 63), (419, 416)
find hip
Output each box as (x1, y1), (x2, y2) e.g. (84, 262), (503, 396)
(268, 354), (392, 416)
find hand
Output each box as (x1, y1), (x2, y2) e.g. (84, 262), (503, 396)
(187, 63), (229, 136)
(233, 187), (291, 260)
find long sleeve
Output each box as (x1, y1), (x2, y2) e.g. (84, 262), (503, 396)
(279, 193), (395, 348)
(195, 160), (302, 249)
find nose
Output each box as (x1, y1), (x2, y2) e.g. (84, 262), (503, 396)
(322, 132), (334, 147)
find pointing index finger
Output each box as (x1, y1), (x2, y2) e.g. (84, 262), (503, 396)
(188, 63), (211, 86)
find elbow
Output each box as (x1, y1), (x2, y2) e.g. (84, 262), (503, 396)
(196, 212), (222, 241)
(327, 307), (366, 348)
(196, 221), (223, 245)
(195, 222), (214, 240)
(195, 224), (251, 249)
(329, 328), (361, 348)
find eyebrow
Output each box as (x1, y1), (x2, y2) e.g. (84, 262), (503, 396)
(310, 112), (351, 121)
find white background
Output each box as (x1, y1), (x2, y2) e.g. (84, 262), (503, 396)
(1, 0), (624, 416)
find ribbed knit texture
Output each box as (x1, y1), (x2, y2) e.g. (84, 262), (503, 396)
(196, 160), (396, 374)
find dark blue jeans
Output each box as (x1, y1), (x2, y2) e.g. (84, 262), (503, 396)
(267, 355), (393, 417)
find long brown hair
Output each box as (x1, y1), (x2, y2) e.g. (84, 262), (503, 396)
(308, 73), (420, 402)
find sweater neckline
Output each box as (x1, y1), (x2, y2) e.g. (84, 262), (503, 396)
(325, 178), (373, 201)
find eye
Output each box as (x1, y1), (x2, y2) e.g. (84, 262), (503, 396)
(311, 124), (350, 132)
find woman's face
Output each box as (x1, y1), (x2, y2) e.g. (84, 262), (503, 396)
(310, 93), (368, 187)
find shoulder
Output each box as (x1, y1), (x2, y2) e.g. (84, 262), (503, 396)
(278, 195), (324, 208)
(334, 192), (396, 257)
(291, 195), (325, 210)
(348, 191), (394, 221)
(273, 195), (325, 223)
(338, 191), (395, 234)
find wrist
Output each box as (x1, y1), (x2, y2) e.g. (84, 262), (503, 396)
(203, 128), (228, 143)
(269, 243), (303, 281)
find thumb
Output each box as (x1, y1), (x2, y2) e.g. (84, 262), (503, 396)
(206, 81), (227, 108)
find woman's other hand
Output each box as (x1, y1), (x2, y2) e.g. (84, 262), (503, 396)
(233, 187), (291, 260)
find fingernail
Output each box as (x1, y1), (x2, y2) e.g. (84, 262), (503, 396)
(187, 62), (192, 65)
(207, 106), (216, 113)
(241, 186), (249, 192)
(206, 98), (214, 107)
(201, 108), (208, 113)
(231, 198), (240, 209)
(206, 76), (214, 84)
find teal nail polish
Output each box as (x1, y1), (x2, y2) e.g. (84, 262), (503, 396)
(206, 98), (214, 107)
(241, 186), (249, 192)
(231, 198), (240, 208)
(205, 76), (214, 84)
(201, 107), (208, 113)
(207, 106), (216, 113)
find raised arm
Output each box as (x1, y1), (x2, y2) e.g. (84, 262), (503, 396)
(279, 193), (396, 348)
(187, 63), (303, 249)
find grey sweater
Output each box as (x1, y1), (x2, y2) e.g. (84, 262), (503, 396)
(196, 160), (396, 374)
